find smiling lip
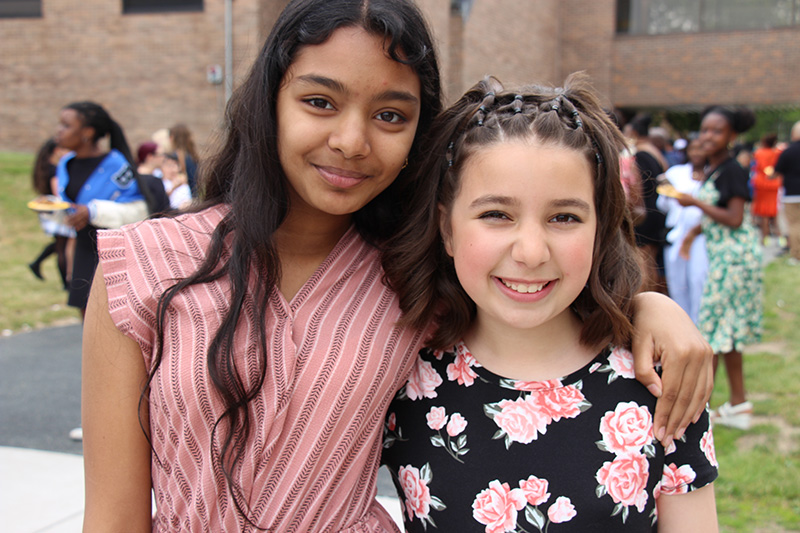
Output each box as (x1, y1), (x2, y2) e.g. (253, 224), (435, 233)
(496, 277), (554, 301)
(316, 165), (370, 189)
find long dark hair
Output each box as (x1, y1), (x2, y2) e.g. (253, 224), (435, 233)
(384, 72), (642, 350)
(32, 138), (58, 195)
(146, 0), (441, 526)
(63, 101), (134, 165)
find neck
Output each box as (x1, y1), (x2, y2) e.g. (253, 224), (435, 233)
(464, 310), (601, 382)
(274, 207), (353, 301)
(707, 151), (730, 169)
(73, 144), (103, 159)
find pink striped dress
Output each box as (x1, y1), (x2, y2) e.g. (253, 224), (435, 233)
(98, 205), (428, 531)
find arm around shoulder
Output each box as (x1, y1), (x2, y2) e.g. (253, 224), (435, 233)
(82, 263), (153, 532)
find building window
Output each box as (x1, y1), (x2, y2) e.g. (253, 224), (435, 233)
(617, 0), (800, 34)
(0, 0), (42, 18)
(123, 0), (203, 14)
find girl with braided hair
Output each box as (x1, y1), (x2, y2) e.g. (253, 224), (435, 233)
(81, 1), (711, 530)
(382, 74), (718, 532)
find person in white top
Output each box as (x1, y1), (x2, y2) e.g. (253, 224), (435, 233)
(657, 138), (708, 323)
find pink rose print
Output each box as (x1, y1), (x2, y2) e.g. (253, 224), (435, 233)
(608, 347), (636, 379)
(533, 385), (587, 422)
(493, 396), (549, 445)
(514, 378), (562, 392)
(596, 451), (650, 512)
(472, 480), (527, 533)
(447, 349), (480, 386)
(446, 412), (468, 437)
(547, 496), (577, 523)
(701, 429), (718, 467)
(387, 412), (396, 432)
(406, 358), (443, 400)
(598, 401), (654, 455)
(519, 475), (550, 506)
(398, 465), (432, 520)
(426, 406), (448, 431)
(660, 463), (696, 495)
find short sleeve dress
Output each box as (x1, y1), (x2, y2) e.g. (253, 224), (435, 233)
(382, 342), (718, 532)
(97, 205), (429, 532)
(696, 158), (763, 353)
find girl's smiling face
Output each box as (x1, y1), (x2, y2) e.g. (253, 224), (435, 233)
(275, 26), (421, 225)
(441, 140), (596, 335)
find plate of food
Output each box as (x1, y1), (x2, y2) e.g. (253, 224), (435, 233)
(656, 182), (682, 199)
(27, 196), (71, 212)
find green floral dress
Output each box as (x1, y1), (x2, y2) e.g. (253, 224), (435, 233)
(697, 159), (763, 353)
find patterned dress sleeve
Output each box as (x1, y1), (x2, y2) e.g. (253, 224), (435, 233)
(657, 408), (718, 496)
(97, 225), (161, 368)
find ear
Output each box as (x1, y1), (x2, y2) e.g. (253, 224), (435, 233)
(82, 125), (96, 143)
(438, 203), (454, 257)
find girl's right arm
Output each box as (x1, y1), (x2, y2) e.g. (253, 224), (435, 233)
(82, 264), (153, 532)
(656, 484), (719, 532)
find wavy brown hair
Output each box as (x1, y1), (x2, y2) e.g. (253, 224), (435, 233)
(384, 72), (642, 350)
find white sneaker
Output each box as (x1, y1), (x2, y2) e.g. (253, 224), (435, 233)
(69, 427), (83, 441)
(711, 401), (753, 430)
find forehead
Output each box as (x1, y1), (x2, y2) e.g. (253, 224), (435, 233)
(702, 112), (730, 128)
(458, 140), (594, 196)
(59, 108), (81, 123)
(283, 26), (420, 93)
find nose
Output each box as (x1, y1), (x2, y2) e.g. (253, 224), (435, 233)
(510, 225), (550, 267)
(328, 111), (371, 159)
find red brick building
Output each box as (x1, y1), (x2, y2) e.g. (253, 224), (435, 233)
(1, 0), (798, 152)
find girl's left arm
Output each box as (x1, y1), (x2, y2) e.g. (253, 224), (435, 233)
(631, 292), (713, 448)
(656, 484), (718, 533)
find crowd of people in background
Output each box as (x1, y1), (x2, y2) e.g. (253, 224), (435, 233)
(618, 109), (800, 430)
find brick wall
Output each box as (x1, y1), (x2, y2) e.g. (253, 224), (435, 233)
(612, 27), (800, 108)
(0, 0), (264, 153)
(1, 0), (798, 152)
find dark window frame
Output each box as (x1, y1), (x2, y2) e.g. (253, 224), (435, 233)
(0, 0), (42, 18)
(122, 0), (203, 15)
(617, 0), (800, 34)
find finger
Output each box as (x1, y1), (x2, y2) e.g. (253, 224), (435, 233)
(631, 331), (664, 397)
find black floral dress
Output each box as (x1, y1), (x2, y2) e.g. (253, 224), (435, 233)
(382, 342), (718, 532)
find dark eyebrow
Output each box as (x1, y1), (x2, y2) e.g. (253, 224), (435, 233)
(469, 195), (518, 209)
(550, 198), (592, 211)
(469, 195), (592, 211)
(295, 74), (419, 105)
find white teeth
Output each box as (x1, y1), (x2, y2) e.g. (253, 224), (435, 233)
(502, 279), (546, 294)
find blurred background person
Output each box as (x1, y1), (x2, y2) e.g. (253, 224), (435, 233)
(775, 120), (800, 264)
(54, 101), (148, 318)
(657, 136), (708, 323)
(136, 140), (164, 178)
(168, 123), (199, 197)
(678, 105), (762, 430)
(625, 113), (668, 293)
(28, 138), (73, 289)
(751, 132), (783, 244)
(160, 152), (192, 210)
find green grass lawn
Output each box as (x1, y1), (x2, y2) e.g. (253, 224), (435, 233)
(0, 152), (80, 334)
(1, 151), (798, 530)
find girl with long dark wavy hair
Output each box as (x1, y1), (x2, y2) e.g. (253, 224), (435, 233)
(382, 74), (718, 532)
(81, 1), (712, 530)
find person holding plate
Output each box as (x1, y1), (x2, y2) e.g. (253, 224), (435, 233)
(54, 101), (148, 317)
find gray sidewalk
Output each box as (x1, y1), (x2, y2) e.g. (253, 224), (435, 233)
(0, 324), (402, 532)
